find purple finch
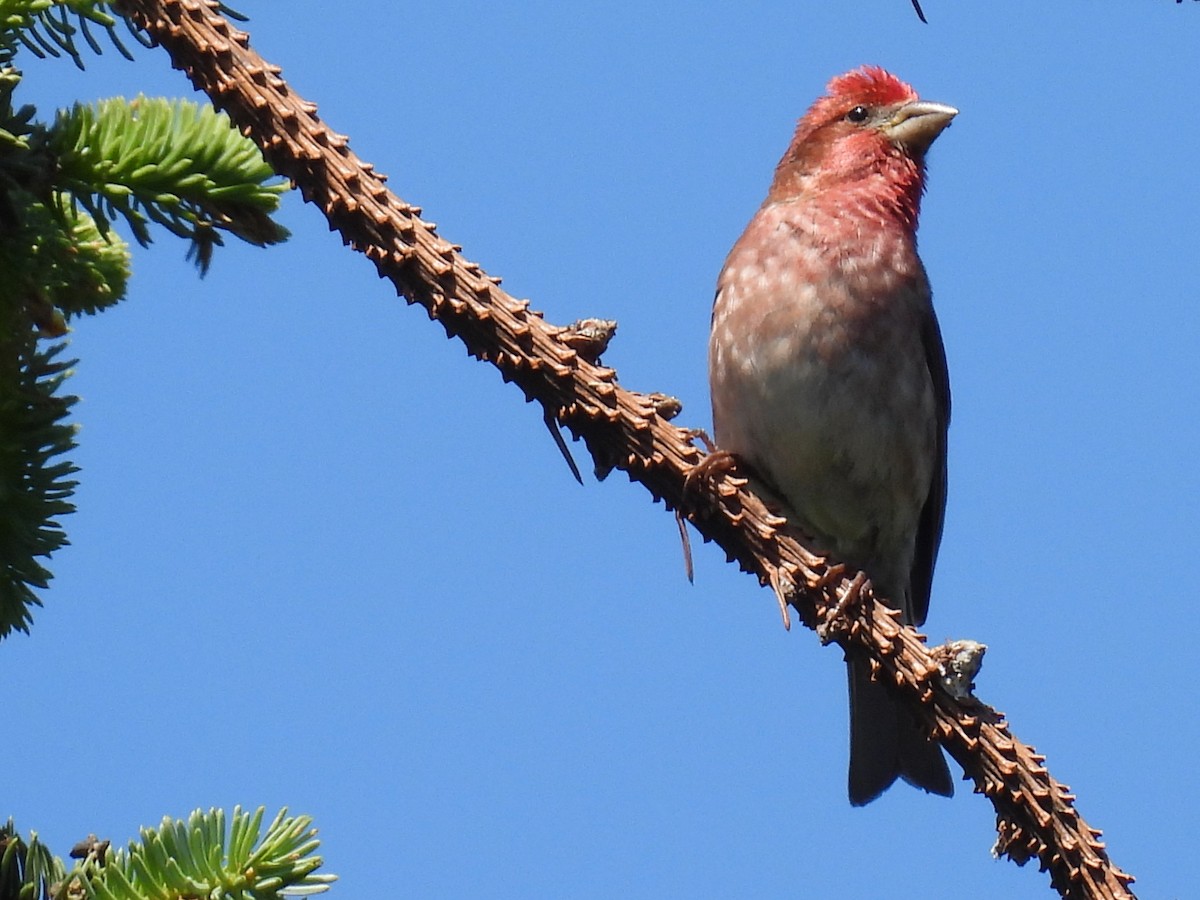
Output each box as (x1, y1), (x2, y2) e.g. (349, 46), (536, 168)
(709, 67), (957, 805)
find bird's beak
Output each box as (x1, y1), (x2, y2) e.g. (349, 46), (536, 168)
(881, 100), (958, 155)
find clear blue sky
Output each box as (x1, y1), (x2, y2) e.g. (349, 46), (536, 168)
(5, 2), (1197, 897)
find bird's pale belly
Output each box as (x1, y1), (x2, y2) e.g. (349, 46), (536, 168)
(710, 298), (935, 592)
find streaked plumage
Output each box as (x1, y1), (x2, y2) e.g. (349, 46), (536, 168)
(709, 67), (957, 805)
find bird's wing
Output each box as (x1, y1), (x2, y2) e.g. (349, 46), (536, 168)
(909, 302), (951, 626)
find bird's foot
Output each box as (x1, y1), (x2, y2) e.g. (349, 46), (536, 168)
(675, 443), (739, 586)
(816, 571), (869, 645)
(682, 447), (738, 498)
(812, 562), (847, 589)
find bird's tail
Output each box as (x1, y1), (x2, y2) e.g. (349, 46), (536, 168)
(847, 657), (953, 806)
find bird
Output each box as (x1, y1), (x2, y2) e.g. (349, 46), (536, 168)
(708, 66), (957, 805)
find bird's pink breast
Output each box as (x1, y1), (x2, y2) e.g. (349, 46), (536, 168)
(709, 199), (936, 595)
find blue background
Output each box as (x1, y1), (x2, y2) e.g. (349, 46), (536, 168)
(5, 2), (1196, 897)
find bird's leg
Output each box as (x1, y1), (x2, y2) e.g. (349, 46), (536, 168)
(673, 436), (742, 585)
(817, 571), (869, 644)
(682, 446), (739, 497)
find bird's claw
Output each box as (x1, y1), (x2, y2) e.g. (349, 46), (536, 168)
(812, 562), (847, 589)
(669, 439), (739, 587)
(683, 447), (738, 497)
(816, 571), (869, 644)
(684, 427), (719, 454)
(675, 445), (740, 586)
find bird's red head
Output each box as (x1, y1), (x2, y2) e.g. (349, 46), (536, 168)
(767, 66), (957, 221)
(820, 66), (920, 115)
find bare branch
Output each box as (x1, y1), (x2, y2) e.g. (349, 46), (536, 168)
(111, 2), (1136, 897)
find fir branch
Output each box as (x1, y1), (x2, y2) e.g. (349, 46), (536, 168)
(1, 814), (67, 900)
(2, 808), (332, 900)
(0, 338), (77, 637)
(0, 65), (51, 229)
(0, 198), (131, 322)
(0, 10), (288, 635)
(50, 94), (288, 273)
(66, 807), (334, 900)
(0, 1), (135, 67)
(111, 0), (1137, 896)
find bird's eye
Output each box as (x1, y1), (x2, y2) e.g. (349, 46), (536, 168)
(846, 105), (870, 124)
